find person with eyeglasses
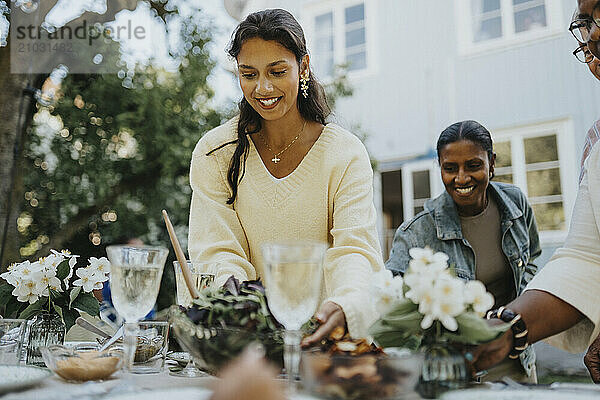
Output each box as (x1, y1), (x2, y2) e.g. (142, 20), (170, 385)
(469, 0), (600, 384)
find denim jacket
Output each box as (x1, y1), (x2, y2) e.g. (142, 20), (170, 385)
(385, 182), (540, 376)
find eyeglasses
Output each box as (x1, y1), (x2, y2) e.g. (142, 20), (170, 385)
(573, 43), (595, 63)
(569, 3), (600, 43)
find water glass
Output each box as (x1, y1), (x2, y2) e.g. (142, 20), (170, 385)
(0, 319), (27, 365)
(262, 241), (327, 394)
(106, 245), (168, 374)
(174, 261), (218, 306)
(130, 320), (169, 374)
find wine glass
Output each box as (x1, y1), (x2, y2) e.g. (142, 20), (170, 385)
(261, 241), (328, 394)
(106, 245), (168, 372)
(171, 260), (217, 377)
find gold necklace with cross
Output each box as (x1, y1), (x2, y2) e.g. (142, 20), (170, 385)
(258, 121), (307, 163)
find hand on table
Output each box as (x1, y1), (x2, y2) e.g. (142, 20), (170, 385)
(584, 333), (600, 383)
(468, 323), (513, 376)
(301, 301), (346, 347)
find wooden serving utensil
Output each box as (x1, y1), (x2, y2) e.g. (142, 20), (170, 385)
(162, 209), (200, 299)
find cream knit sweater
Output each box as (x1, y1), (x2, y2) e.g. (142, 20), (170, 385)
(188, 117), (384, 337)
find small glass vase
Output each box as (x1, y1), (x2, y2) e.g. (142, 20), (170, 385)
(26, 312), (66, 366)
(417, 338), (468, 399)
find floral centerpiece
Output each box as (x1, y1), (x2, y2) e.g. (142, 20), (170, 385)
(369, 247), (509, 398)
(0, 250), (109, 332)
(171, 276), (317, 374)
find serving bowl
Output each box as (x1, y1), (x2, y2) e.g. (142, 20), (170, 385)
(301, 348), (423, 400)
(41, 343), (123, 382)
(169, 307), (283, 375)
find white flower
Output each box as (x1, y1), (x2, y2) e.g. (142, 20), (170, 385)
(371, 269), (404, 315)
(38, 268), (63, 296)
(408, 247), (448, 269)
(12, 260), (43, 280)
(404, 271), (435, 304)
(73, 267), (98, 292)
(464, 281), (495, 316)
(88, 256), (111, 276)
(12, 279), (41, 304)
(420, 277), (465, 331)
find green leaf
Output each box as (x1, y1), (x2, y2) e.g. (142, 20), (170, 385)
(441, 313), (511, 345)
(5, 299), (26, 318)
(71, 292), (100, 317)
(62, 307), (80, 334)
(53, 304), (64, 319)
(69, 287), (81, 308)
(0, 283), (14, 307)
(56, 259), (71, 281)
(369, 310), (424, 347)
(18, 298), (46, 319)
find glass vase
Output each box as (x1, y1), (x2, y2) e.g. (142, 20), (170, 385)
(417, 339), (468, 399)
(26, 312), (65, 366)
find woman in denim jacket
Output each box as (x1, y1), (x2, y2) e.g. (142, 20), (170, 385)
(385, 120), (540, 382)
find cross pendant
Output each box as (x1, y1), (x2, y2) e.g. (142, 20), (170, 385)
(272, 156), (281, 163)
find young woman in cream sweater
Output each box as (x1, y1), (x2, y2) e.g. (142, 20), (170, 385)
(188, 9), (384, 344)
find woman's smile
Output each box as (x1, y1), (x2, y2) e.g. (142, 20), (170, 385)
(255, 96), (283, 109)
(455, 186), (475, 196)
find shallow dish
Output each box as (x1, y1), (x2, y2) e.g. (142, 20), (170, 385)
(301, 348), (423, 400)
(41, 343), (123, 382)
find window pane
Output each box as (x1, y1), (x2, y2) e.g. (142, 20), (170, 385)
(494, 174), (513, 184)
(527, 168), (561, 197)
(346, 27), (365, 48)
(495, 141), (512, 168)
(315, 12), (333, 32)
(524, 135), (558, 163)
(473, 17), (502, 42)
(514, 5), (547, 33)
(414, 206), (424, 215)
(346, 51), (366, 70)
(314, 12), (334, 77)
(345, 4), (364, 24)
(532, 202), (565, 231)
(412, 170), (431, 199)
(472, 0), (501, 14)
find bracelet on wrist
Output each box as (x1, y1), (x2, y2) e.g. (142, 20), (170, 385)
(486, 306), (529, 359)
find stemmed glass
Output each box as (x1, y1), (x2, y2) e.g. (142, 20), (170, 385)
(171, 260), (217, 377)
(106, 245), (168, 372)
(262, 241), (327, 394)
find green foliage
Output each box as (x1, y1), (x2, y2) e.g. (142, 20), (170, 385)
(441, 313), (510, 344)
(16, 6), (225, 310)
(370, 299), (510, 349)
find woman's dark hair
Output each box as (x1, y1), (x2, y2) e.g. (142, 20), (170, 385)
(436, 120), (495, 177)
(210, 9), (331, 204)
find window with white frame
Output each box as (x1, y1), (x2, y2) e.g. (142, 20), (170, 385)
(456, 0), (562, 54)
(400, 160), (444, 221)
(306, 1), (371, 78)
(492, 120), (577, 241)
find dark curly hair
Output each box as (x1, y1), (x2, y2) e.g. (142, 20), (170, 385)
(208, 9), (330, 204)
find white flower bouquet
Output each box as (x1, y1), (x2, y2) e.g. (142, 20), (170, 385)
(0, 250), (110, 332)
(369, 247), (509, 349)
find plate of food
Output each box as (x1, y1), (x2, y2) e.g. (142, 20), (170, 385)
(300, 327), (423, 400)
